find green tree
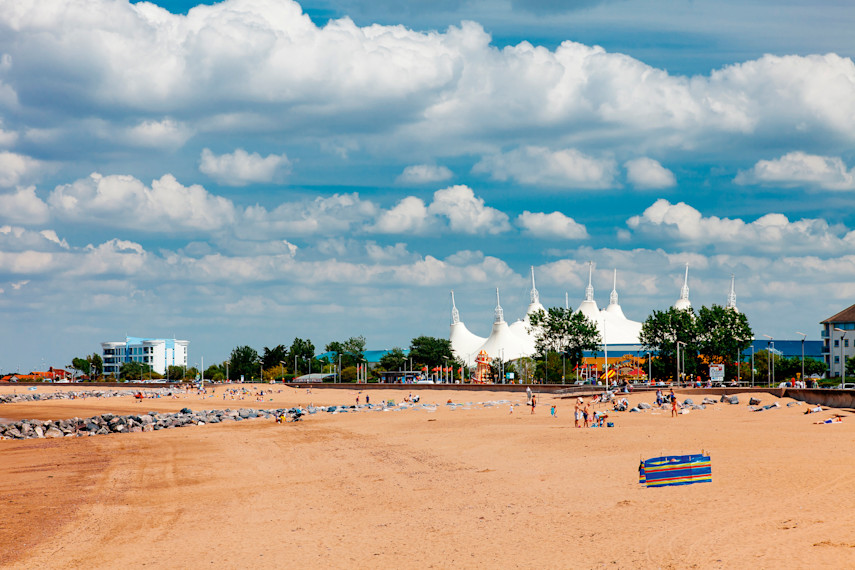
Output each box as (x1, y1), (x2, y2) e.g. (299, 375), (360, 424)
(377, 347), (407, 371)
(533, 352), (565, 384)
(640, 307), (699, 382)
(119, 361), (152, 380)
(408, 336), (454, 369)
(696, 305), (753, 381)
(71, 353), (103, 378)
(262, 344), (289, 370)
(205, 364), (224, 381)
(753, 349), (783, 386)
(325, 336), (366, 369)
(229, 345), (260, 381)
(289, 337), (315, 374)
(71, 357), (89, 374)
(529, 308), (601, 371)
(340, 365), (358, 382)
(166, 365), (186, 381)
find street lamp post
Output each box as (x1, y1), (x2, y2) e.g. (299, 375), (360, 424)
(763, 335), (773, 387)
(676, 341), (686, 385)
(442, 356), (449, 384)
(645, 351), (652, 384)
(751, 344), (755, 387)
(796, 332), (807, 384)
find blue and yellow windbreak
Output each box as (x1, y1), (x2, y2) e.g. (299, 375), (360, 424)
(639, 454), (711, 487)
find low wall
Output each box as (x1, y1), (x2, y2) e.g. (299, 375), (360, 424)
(783, 389), (855, 408)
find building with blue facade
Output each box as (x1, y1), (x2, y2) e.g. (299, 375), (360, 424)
(101, 337), (189, 376)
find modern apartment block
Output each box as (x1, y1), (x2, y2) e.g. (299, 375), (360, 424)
(820, 304), (855, 377)
(101, 337), (189, 376)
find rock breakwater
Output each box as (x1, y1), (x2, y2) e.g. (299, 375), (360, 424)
(0, 388), (184, 405)
(0, 407), (304, 440)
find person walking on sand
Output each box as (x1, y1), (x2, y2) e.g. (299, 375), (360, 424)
(574, 397), (583, 428)
(531, 393), (536, 414)
(583, 400), (590, 428)
(550, 404), (556, 418)
(670, 389), (678, 417)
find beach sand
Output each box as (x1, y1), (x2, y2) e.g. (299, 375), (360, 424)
(1, 384), (854, 568)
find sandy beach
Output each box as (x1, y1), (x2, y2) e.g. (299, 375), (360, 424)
(1, 383), (854, 569)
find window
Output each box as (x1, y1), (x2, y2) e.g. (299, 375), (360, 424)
(834, 340), (839, 347)
(846, 339), (850, 348)
(834, 356), (840, 363)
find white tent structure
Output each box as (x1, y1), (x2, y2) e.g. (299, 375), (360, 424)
(476, 289), (532, 364)
(450, 265), (644, 366)
(449, 290), (487, 361)
(599, 269), (643, 345)
(507, 267), (543, 355)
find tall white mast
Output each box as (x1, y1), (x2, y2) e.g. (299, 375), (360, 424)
(609, 268), (619, 306)
(530, 266), (540, 304)
(494, 288), (504, 323)
(679, 263), (690, 302)
(726, 274), (738, 311)
(585, 260), (595, 302)
(450, 290), (460, 324)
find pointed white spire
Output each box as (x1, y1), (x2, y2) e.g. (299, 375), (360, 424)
(529, 266), (540, 305)
(565, 292), (569, 310)
(609, 268), (619, 306)
(726, 274), (738, 312)
(494, 288), (505, 323)
(585, 260), (595, 302)
(674, 263), (692, 311)
(450, 290), (460, 324)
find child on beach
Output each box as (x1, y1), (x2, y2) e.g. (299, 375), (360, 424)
(550, 405), (556, 418)
(531, 394), (536, 414)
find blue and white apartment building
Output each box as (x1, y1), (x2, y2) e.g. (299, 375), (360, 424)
(101, 337), (189, 376)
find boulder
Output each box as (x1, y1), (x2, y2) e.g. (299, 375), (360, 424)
(683, 398), (694, 406)
(44, 427), (64, 438)
(749, 397), (761, 406)
(727, 395), (739, 405)
(638, 402), (652, 409)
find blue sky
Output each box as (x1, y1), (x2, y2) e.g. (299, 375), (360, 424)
(0, 0), (853, 371)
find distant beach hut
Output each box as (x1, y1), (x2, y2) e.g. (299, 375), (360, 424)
(638, 453), (712, 487)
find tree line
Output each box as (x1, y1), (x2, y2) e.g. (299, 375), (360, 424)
(68, 335), (457, 382)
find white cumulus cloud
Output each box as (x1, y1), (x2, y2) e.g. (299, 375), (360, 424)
(124, 118), (192, 148)
(396, 164), (453, 185)
(0, 186), (49, 225)
(428, 185), (511, 234)
(199, 148), (291, 186)
(624, 157), (676, 189)
(627, 198), (855, 253)
(517, 211), (588, 240)
(734, 151), (855, 190)
(48, 173), (237, 232)
(0, 151), (43, 187)
(370, 196), (431, 234)
(473, 146), (617, 189)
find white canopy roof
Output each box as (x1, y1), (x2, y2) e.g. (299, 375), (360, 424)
(450, 265), (644, 366)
